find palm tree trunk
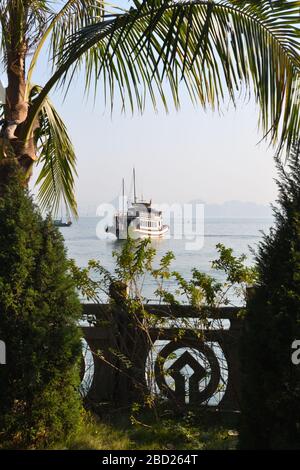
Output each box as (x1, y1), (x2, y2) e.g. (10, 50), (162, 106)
(0, 19), (36, 188)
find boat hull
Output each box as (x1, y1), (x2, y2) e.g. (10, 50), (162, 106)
(106, 224), (169, 239)
(129, 225), (169, 239)
(54, 221), (72, 227)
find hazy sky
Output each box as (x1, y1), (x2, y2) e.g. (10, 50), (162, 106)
(31, 83), (277, 215)
(7, 1), (279, 215)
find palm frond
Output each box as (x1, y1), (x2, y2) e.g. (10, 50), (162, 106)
(26, 1), (105, 99)
(31, 86), (77, 217)
(49, 0), (105, 64)
(41, 0), (300, 156)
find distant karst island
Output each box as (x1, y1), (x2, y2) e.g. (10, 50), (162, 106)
(189, 200), (273, 218)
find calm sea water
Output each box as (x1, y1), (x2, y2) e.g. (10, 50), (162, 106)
(60, 217), (273, 302)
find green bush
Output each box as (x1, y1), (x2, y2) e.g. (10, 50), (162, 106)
(239, 147), (300, 449)
(0, 167), (83, 448)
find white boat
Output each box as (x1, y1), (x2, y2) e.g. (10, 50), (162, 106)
(106, 169), (169, 239)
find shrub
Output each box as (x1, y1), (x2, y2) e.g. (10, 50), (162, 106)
(239, 146), (300, 449)
(0, 166), (83, 448)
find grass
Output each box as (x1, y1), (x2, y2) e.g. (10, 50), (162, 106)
(52, 407), (239, 450)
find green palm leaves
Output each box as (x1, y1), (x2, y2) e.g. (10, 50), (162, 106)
(25, 1), (105, 99)
(54, 0), (300, 150)
(32, 86), (77, 217)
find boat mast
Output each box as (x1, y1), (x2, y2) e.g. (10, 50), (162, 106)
(133, 167), (137, 204)
(122, 177), (125, 214)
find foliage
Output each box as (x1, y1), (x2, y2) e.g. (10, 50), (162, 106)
(50, 408), (238, 450)
(239, 142), (300, 449)
(70, 237), (257, 308)
(70, 236), (256, 412)
(32, 85), (78, 216)
(0, 167), (83, 448)
(57, 0), (300, 154)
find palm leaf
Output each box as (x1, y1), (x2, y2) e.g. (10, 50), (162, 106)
(49, 0), (105, 64)
(25, 0), (105, 99)
(28, 0), (298, 157)
(31, 86), (77, 217)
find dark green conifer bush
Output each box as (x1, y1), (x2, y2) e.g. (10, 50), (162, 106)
(239, 145), (300, 449)
(0, 165), (83, 448)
